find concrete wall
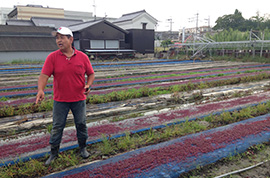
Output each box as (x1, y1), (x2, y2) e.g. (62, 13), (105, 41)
(0, 51), (53, 62)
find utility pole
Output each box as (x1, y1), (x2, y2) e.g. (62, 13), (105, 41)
(189, 13), (199, 35)
(93, 0), (96, 20)
(195, 13), (199, 35)
(205, 16), (210, 27)
(167, 18), (174, 32)
(204, 16), (211, 32)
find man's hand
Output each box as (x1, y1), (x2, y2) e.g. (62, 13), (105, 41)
(84, 85), (91, 95)
(36, 90), (45, 104)
(36, 73), (49, 104)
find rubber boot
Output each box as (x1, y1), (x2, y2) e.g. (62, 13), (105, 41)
(79, 141), (90, 159)
(45, 145), (59, 166)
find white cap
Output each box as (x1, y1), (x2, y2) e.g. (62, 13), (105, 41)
(52, 27), (73, 37)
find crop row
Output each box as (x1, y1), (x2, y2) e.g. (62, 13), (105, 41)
(1, 63), (269, 91)
(0, 59), (206, 75)
(0, 65), (269, 100)
(48, 115), (270, 178)
(1, 90), (270, 166)
(1, 71), (270, 118)
(0, 65), (270, 93)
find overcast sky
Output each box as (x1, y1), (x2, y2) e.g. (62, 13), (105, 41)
(2, 0), (270, 31)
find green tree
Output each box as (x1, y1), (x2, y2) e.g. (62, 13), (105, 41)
(249, 11), (266, 30)
(213, 9), (245, 31)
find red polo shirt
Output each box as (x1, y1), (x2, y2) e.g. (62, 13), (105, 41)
(41, 49), (94, 102)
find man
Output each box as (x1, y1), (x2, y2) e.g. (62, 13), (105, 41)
(36, 27), (95, 165)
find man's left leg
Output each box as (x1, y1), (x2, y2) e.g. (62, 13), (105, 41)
(71, 100), (90, 158)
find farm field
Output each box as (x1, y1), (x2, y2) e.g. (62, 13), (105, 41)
(1, 58), (270, 177)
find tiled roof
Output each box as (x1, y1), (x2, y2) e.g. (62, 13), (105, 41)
(0, 25), (54, 36)
(69, 19), (129, 34)
(6, 19), (34, 26)
(6, 17), (83, 29)
(31, 17), (83, 29)
(68, 20), (102, 31)
(113, 10), (147, 23)
(0, 36), (57, 52)
(0, 25), (57, 52)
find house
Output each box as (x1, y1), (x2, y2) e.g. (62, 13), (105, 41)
(69, 19), (134, 59)
(0, 25), (57, 62)
(70, 19), (129, 51)
(113, 10), (157, 30)
(113, 10), (158, 55)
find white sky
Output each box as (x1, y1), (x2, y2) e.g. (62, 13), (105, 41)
(1, 0), (270, 31)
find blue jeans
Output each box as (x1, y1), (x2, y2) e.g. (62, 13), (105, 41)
(49, 100), (88, 146)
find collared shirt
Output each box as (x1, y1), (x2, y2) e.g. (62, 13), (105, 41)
(42, 48), (94, 102)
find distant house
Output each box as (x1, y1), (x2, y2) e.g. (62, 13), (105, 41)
(0, 25), (57, 62)
(113, 10), (157, 30)
(113, 10), (158, 54)
(70, 19), (130, 51)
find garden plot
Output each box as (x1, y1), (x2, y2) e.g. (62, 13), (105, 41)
(1, 63), (270, 105)
(1, 79), (270, 134)
(1, 59), (270, 177)
(42, 114), (270, 178)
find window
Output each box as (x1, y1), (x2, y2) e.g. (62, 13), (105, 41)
(105, 40), (119, 49)
(142, 23), (147, 29)
(90, 40), (105, 49)
(74, 40), (80, 50)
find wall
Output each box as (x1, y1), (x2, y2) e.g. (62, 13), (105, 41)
(115, 14), (157, 30)
(9, 6), (64, 20)
(127, 29), (154, 54)
(0, 51), (52, 62)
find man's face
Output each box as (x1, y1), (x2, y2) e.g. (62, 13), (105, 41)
(55, 33), (73, 51)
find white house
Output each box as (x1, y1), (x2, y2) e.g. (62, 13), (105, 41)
(113, 10), (158, 30)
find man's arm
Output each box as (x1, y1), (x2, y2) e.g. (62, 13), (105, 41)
(84, 73), (95, 95)
(36, 73), (50, 104)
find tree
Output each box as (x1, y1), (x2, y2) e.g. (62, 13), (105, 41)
(213, 9), (245, 31)
(249, 11), (266, 30)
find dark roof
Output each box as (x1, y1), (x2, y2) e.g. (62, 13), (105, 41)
(113, 10), (157, 23)
(69, 19), (129, 34)
(6, 19), (34, 26)
(0, 25), (54, 37)
(0, 25), (57, 52)
(6, 17), (83, 29)
(31, 17), (83, 29)
(0, 37), (57, 52)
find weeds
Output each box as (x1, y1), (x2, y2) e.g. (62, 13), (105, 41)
(99, 135), (116, 156)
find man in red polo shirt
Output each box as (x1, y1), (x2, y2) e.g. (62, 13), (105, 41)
(36, 27), (95, 165)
